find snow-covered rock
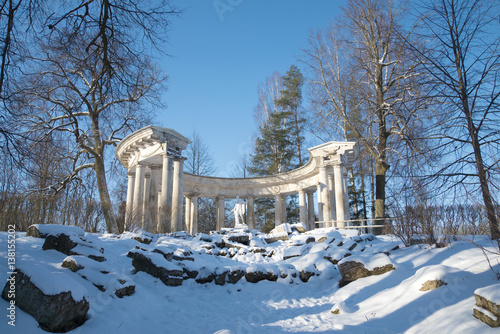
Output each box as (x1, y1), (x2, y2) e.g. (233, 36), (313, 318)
(474, 283), (500, 327)
(2, 266), (89, 332)
(27, 224), (85, 239)
(338, 253), (395, 287)
(129, 249), (183, 286)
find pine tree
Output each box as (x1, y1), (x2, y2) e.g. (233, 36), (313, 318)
(275, 65), (306, 166)
(248, 66), (305, 230)
(248, 110), (297, 176)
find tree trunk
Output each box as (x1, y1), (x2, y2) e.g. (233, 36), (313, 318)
(465, 108), (499, 240)
(94, 157), (119, 234)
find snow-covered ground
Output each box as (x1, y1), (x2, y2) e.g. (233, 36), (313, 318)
(1, 227), (499, 333)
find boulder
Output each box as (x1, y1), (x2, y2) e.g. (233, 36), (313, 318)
(2, 269), (89, 333)
(420, 279), (447, 291)
(299, 269), (316, 283)
(474, 283), (500, 327)
(338, 254), (395, 287)
(131, 251), (183, 287)
(43, 233), (78, 255)
(27, 224), (85, 239)
(61, 256), (135, 298)
(264, 232), (289, 243)
(227, 234), (250, 245)
(245, 265), (278, 283)
(227, 269), (245, 284)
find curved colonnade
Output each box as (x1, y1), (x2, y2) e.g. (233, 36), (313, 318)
(116, 126), (359, 234)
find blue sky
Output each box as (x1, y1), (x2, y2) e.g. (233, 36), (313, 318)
(158, 0), (345, 176)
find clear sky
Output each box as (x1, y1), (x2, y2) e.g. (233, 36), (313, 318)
(158, 0), (345, 176)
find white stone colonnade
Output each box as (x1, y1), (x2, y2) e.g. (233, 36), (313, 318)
(116, 126), (359, 234)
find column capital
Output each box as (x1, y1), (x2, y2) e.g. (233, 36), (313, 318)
(127, 171), (136, 177)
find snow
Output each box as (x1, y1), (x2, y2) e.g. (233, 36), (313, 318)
(1, 230), (500, 333)
(475, 283), (500, 304)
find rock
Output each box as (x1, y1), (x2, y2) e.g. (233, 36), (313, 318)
(299, 269), (316, 282)
(474, 283), (500, 327)
(152, 246), (174, 261)
(61, 256), (135, 298)
(227, 269), (245, 284)
(338, 254), (395, 287)
(131, 251), (183, 287)
(62, 258), (84, 272)
(341, 240), (358, 251)
(323, 248), (351, 265)
(290, 223), (307, 233)
(87, 254), (106, 262)
(420, 279), (447, 291)
(132, 235), (152, 244)
(264, 232), (289, 243)
(245, 265), (278, 283)
(195, 233), (213, 242)
(2, 269), (89, 333)
(43, 233), (78, 255)
(27, 224), (85, 239)
(271, 223), (293, 235)
(283, 244), (311, 260)
(115, 284), (136, 298)
(316, 236), (328, 243)
(227, 234), (250, 245)
(215, 271), (227, 286)
(249, 247), (266, 253)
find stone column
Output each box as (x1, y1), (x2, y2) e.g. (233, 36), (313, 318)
(191, 196), (198, 235)
(171, 157), (184, 232)
(275, 194), (283, 226)
(149, 166), (161, 232)
(298, 190), (307, 225)
(247, 196), (255, 229)
(343, 166), (350, 222)
(132, 164), (145, 225)
(328, 173), (337, 228)
(333, 162), (346, 228)
(281, 195), (287, 224)
(216, 196), (225, 231)
(158, 154), (173, 234)
(307, 191), (315, 230)
(319, 165), (331, 226)
(125, 172), (135, 228)
(317, 183), (323, 222)
(185, 196), (192, 232)
(142, 172), (151, 231)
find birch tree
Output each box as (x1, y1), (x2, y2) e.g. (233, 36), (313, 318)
(415, 0), (500, 239)
(303, 0), (426, 224)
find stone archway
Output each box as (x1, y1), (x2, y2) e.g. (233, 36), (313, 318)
(115, 125), (359, 234)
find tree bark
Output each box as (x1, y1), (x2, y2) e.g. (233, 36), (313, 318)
(94, 156), (119, 234)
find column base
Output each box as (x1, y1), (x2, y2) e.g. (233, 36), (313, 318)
(234, 223), (249, 229)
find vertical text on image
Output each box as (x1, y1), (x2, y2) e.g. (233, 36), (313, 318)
(6, 224), (16, 327)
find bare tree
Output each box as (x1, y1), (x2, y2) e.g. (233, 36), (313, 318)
(414, 0), (500, 240)
(254, 71), (283, 128)
(185, 130), (218, 176)
(303, 0), (427, 224)
(12, 0), (178, 233)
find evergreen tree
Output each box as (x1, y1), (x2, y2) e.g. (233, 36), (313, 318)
(275, 65), (306, 166)
(248, 66), (306, 230)
(248, 109), (297, 176)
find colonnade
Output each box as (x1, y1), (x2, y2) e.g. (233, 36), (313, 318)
(116, 126), (359, 234)
(124, 155), (186, 233)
